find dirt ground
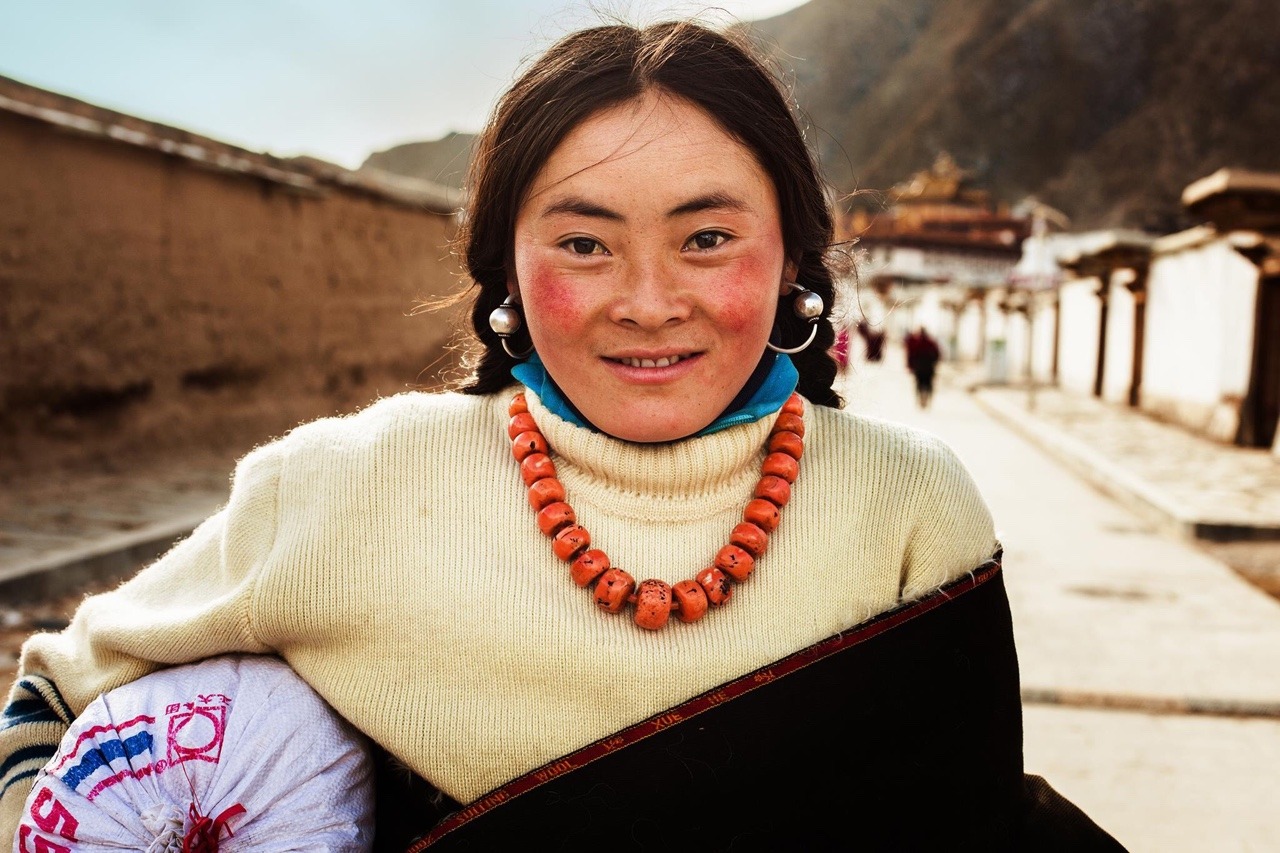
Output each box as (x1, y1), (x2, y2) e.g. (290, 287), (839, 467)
(0, 373), (453, 698)
(1, 577), (120, 699)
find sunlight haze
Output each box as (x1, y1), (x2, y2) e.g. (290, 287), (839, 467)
(0, 0), (810, 168)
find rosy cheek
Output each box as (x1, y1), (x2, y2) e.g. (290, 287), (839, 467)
(520, 263), (582, 331)
(702, 254), (782, 332)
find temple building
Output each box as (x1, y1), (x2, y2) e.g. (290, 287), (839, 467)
(1000, 167), (1280, 452)
(846, 153), (1032, 364)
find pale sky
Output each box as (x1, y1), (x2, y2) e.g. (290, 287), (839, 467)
(0, 0), (810, 169)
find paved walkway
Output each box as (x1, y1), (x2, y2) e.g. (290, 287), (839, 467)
(843, 353), (1280, 714)
(971, 380), (1280, 542)
(843, 349), (1280, 852)
(0, 452), (235, 591)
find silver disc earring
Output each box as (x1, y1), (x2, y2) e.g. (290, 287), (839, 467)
(766, 281), (824, 354)
(488, 296), (535, 359)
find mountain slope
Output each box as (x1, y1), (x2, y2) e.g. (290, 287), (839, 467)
(361, 131), (476, 190)
(745, 0), (1280, 230)
(363, 2), (1280, 232)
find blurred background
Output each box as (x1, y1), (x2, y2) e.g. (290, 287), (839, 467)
(2, 2), (1279, 849)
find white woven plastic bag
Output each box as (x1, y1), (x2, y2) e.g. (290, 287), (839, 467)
(14, 654), (374, 852)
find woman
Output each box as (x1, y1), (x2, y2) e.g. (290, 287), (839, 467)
(1, 20), (1124, 852)
(906, 325), (942, 409)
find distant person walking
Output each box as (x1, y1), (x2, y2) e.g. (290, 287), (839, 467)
(857, 319), (885, 362)
(905, 326), (941, 409)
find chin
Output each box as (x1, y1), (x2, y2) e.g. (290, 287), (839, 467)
(596, 412), (706, 444)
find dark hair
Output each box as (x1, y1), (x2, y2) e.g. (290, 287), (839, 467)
(455, 19), (842, 408)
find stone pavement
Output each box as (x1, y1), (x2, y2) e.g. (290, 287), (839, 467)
(844, 352), (1280, 712)
(0, 452), (235, 594)
(843, 348), (1280, 852)
(970, 380), (1280, 543)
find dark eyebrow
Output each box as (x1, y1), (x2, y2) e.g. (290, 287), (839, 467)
(667, 191), (748, 217)
(539, 191), (750, 222)
(540, 197), (625, 221)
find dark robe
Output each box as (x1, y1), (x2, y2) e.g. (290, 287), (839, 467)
(374, 559), (1127, 852)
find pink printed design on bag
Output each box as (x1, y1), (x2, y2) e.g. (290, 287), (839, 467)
(17, 655), (375, 850)
(165, 693), (232, 769)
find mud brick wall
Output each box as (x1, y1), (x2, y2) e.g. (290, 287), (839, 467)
(0, 109), (470, 476)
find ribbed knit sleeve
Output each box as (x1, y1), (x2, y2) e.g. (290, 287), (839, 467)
(898, 430), (1000, 601)
(0, 439), (283, 842)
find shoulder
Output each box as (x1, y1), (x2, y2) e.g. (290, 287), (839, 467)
(807, 403), (999, 598)
(237, 389), (512, 480)
(808, 404), (971, 482)
(281, 389), (504, 450)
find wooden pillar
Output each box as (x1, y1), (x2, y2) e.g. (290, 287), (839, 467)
(970, 287), (988, 360)
(1237, 271), (1280, 447)
(1050, 291), (1061, 383)
(1232, 244), (1280, 448)
(1125, 267), (1149, 408)
(1093, 277), (1109, 399)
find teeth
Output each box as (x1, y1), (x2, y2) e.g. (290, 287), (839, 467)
(618, 355), (686, 368)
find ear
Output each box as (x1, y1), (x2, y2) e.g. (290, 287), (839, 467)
(505, 273), (520, 302)
(780, 260), (800, 294)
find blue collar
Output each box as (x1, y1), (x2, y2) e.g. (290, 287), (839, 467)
(511, 353), (799, 439)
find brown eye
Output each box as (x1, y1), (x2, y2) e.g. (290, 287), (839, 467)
(567, 237), (602, 254)
(687, 231), (728, 251)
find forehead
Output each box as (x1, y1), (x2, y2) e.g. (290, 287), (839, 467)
(523, 91), (774, 205)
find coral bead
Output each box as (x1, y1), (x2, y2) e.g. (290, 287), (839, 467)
(511, 431), (548, 462)
(570, 549), (610, 587)
(772, 412), (805, 438)
(672, 580), (708, 623)
(520, 453), (557, 487)
(768, 431), (804, 460)
(528, 478), (565, 511)
(730, 522), (769, 557)
(553, 524), (591, 561)
(508, 412), (539, 440)
(505, 391), (806, 630)
(695, 567), (733, 606)
(762, 452), (799, 484)
(633, 579), (673, 630)
(754, 475), (791, 507)
(714, 544), (755, 582)
(537, 502), (575, 536)
(744, 498), (780, 532)
(595, 568), (636, 613)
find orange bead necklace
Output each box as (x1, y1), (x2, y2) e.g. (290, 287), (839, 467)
(507, 391), (805, 630)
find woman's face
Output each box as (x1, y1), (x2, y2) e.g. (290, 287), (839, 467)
(511, 91), (789, 442)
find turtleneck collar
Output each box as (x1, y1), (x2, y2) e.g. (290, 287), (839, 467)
(520, 388), (778, 500)
(510, 351), (798, 440)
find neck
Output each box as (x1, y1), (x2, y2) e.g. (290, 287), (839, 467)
(511, 350), (795, 442)
(522, 390), (775, 497)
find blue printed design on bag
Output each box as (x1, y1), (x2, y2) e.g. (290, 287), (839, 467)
(60, 730), (154, 790)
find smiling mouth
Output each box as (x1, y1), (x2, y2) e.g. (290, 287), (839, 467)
(609, 354), (695, 368)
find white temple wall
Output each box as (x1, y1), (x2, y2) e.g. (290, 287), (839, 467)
(1057, 277), (1102, 395)
(1101, 277), (1137, 404)
(1143, 235), (1258, 439)
(1030, 297), (1057, 382)
(956, 302), (985, 362)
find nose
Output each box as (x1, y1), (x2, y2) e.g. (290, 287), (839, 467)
(608, 256), (691, 330)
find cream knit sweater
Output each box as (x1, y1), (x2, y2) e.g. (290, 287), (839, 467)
(2, 388), (998, 839)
